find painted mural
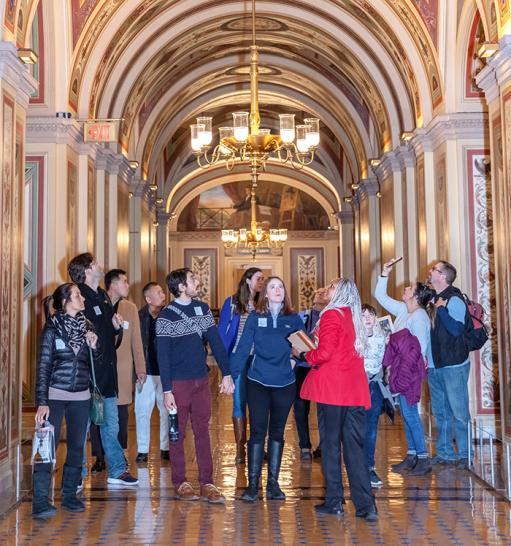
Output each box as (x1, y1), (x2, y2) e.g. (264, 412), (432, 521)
(410, 0), (439, 46)
(177, 182), (330, 233)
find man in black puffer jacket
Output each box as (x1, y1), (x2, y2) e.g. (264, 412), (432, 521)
(68, 253), (138, 486)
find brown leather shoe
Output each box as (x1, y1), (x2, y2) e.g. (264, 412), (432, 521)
(176, 482), (199, 501)
(200, 483), (225, 504)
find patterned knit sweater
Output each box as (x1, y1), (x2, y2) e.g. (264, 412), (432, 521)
(156, 300), (230, 391)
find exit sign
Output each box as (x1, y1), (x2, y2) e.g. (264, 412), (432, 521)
(84, 121), (118, 142)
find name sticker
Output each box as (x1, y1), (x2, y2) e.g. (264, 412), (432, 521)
(93, 306), (102, 316)
(194, 306), (203, 316)
(258, 318), (267, 327)
(55, 339), (65, 350)
(123, 320), (129, 330)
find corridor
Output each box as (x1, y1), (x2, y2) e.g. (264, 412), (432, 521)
(1, 371), (510, 546)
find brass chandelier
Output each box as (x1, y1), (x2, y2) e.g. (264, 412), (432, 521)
(189, 0), (320, 171)
(189, 0), (320, 258)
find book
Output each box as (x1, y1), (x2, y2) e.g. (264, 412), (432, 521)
(287, 330), (317, 352)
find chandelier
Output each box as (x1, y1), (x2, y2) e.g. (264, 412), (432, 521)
(221, 170), (288, 260)
(190, 0), (320, 171)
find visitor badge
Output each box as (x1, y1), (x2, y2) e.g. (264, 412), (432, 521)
(258, 318), (267, 327)
(93, 306), (102, 316)
(123, 320), (129, 330)
(194, 306), (203, 316)
(55, 339), (65, 350)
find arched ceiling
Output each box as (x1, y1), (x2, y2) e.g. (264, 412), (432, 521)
(10, 0), (450, 207)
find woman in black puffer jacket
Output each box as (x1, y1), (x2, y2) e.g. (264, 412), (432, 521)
(32, 283), (99, 519)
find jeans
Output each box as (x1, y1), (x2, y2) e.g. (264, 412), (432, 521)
(99, 396), (127, 479)
(169, 376), (213, 487)
(428, 363), (470, 461)
(293, 366), (312, 449)
(90, 403), (129, 455)
(365, 381), (384, 468)
(232, 359), (249, 418)
(247, 380), (296, 444)
(399, 395), (427, 457)
(135, 374), (169, 453)
(317, 403), (373, 510)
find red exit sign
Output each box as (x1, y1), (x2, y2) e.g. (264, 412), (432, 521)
(84, 121), (118, 142)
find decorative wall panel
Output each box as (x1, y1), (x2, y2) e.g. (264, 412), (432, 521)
(290, 248), (324, 311)
(416, 157), (427, 276)
(184, 249), (218, 308)
(467, 149), (498, 415)
(87, 159), (96, 253)
(67, 161), (78, 264)
(435, 155), (448, 259)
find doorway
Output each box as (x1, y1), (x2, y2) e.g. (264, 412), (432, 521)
(222, 257), (283, 302)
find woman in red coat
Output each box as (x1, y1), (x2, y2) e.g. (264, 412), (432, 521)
(295, 278), (377, 521)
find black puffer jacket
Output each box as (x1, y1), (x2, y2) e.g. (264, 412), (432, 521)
(35, 318), (100, 406)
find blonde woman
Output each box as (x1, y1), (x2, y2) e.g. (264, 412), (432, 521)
(295, 279), (377, 521)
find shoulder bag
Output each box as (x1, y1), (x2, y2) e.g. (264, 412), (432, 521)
(89, 346), (105, 426)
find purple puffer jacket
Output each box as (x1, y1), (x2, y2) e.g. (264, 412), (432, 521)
(382, 328), (426, 405)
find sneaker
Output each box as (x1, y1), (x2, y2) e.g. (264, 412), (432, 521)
(356, 504), (378, 522)
(161, 450), (170, 461)
(200, 483), (225, 504)
(107, 471), (139, 486)
(430, 455), (454, 466)
(409, 457), (432, 476)
(369, 469), (383, 488)
(76, 479), (83, 493)
(176, 481), (199, 501)
(314, 502), (344, 516)
(391, 454), (417, 472)
(135, 453), (148, 463)
(300, 448), (312, 462)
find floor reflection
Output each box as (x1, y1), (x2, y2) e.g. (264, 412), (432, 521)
(2, 372), (511, 545)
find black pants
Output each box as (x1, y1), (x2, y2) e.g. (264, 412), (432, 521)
(90, 403), (129, 457)
(247, 379), (296, 444)
(317, 403), (373, 510)
(293, 367), (312, 449)
(49, 399), (90, 467)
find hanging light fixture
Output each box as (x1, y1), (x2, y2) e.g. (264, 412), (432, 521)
(221, 170), (287, 260)
(190, 0), (320, 171)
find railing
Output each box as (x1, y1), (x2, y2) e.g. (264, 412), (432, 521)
(197, 208), (233, 229)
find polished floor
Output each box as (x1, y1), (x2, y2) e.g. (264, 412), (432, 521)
(2, 372), (511, 545)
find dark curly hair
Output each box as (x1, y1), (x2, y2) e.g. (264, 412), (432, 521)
(414, 282), (435, 309)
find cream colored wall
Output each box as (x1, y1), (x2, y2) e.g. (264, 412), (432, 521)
(117, 182), (130, 272)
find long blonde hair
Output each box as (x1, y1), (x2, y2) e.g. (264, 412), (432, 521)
(319, 278), (366, 356)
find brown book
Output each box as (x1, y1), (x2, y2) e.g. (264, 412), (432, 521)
(287, 330), (317, 352)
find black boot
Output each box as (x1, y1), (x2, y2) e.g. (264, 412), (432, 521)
(409, 457), (432, 476)
(391, 454), (417, 472)
(61, 464), (85, 513)
(241, 442), (264, 502)
(266, 440), (285, 500)
(32, 464), (57, 519)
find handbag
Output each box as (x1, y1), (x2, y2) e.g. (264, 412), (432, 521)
(89, 346), (105, 426)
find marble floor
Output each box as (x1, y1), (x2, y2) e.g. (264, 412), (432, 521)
(1, 374), (510, 545)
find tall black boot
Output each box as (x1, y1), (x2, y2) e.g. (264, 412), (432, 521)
(241, 442), (264, 502)
(61, 464), (85, 513)
(266, 440), (285, 500)
(32, 463), (57, 519)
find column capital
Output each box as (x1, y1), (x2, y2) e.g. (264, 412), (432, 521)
(476, 64), (499, 103)
(357, 177), (379, 200)
(156, 210), (172, 226)
(26, 115), (82, 147)
(0, 41), (38, 109)
(412, 112), (488, 152)
(336, 210), (354, 224)
(487, 35), (511, 89)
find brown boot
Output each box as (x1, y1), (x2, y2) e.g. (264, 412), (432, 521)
(233, 417), (247, 465)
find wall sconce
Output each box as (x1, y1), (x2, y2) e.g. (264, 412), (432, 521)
(149, 183), (158, 191)
(128, 160), (139, 169)
(400, 131), (414, 142)
(351, 182), (360, 191)
(344, 196), (353, 204)
(156, 197), (164, 204)
(478, 42), (499, 59)
(17, 48), (38, 64)
(376, 191), (382, 199)
(369, 159), (381, 168)
(128, 192), (134, 199)
(153, 220), (159, 227)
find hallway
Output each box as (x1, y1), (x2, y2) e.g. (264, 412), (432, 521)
(2, 372), (510, 546)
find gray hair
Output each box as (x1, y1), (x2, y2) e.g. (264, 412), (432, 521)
(319, 278), (366, 356)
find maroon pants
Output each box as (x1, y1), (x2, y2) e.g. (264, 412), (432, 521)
(169, 376), (213, 487)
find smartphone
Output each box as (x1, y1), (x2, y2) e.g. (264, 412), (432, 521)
(389, 256), (403, 266)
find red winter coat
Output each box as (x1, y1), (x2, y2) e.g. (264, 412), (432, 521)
(300, 308), (370, 409)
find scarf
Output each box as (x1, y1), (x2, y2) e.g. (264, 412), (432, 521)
(51, 312), (88, 353)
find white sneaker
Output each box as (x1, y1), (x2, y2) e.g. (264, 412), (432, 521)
(107, 471), (139, 486)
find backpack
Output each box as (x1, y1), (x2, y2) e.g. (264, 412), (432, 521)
(462, 293), (489, 351)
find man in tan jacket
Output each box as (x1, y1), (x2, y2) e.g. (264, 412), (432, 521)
(105, 269), (146, 451)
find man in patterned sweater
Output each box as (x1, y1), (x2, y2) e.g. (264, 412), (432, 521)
(157, 267), (234, 503)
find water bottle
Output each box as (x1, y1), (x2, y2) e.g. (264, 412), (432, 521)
(168, 407), (179, 443)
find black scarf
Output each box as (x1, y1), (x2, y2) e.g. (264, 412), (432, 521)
(51, 312), (88, 353)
